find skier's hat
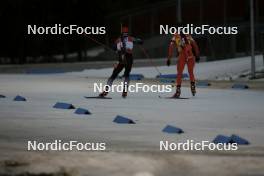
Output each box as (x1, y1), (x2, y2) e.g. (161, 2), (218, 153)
(121, 26), (129, 33)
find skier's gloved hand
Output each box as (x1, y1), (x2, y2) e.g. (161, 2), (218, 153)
(166, 59), (171, 66)
(195, 56), (200, 63)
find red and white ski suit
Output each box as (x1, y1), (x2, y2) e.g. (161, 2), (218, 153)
(168, 34), (199, 85)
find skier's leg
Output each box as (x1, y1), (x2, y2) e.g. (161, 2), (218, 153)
(122, 54), (133, 97)
(108, 63), (124, 85)
(176, 54), (186, 86)
(99, 63), (124, 97)
(173, 54), (185, 98)
(187, 57), (196, 96)
(172, 85), (181, 98)
(187, 57), (195, 82)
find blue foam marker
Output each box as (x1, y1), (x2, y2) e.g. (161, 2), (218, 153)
(129, 74), (144, 80)
(212, 135), (231, 144)
(162, 125), (184, 134)
(113, 115), (135, 124)
(159, 79), (175, 83)
(196, 81), (211, 87)
(230, 134), (250, 145)
(74, 108), (91, 115)
(13, 95), (26, 101)
(53, 102), (75, 109)
(182, 73), (189, 79)
(156, 74), (176, 79)
(232, 84), (249, 89)
(156, 73), (189, 79)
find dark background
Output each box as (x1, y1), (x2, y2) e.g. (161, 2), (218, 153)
(0, 0), (263, 64)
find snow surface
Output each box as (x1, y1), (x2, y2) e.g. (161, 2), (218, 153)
(1, 57), (264, 175)
(0, 74), (264, 151)
(67, 55), (264, 80)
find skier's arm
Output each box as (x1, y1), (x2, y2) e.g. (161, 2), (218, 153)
(113, 38), (120, 52)
(120, 36), (126, 55)
(113, 38), (123, 63)
(191, 39), (200, 62)
(168, 35), (181, 59)
(168, 40), (174, 59)
(167, 40), (175, 66)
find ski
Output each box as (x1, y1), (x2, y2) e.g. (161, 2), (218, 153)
(158, 96), (189, 99)
(84, 96), (112, 99)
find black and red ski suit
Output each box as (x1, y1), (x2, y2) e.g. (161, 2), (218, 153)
(105, 34), (143, 93)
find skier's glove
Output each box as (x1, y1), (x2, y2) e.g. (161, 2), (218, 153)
(166, 59), (171, 66)
(195, 56), (200, 63)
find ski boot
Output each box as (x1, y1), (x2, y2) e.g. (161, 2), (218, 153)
(191, 81), (196, 96)
(172, 85), (181, 98)
(99, 91), (108, 97)
(99, 86), (109, 97)
(122, 91), (127, 98)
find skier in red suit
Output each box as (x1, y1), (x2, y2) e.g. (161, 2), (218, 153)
(167, 32), (200, 98)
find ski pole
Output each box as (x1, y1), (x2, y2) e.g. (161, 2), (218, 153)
(138, 45), (162, 75)
(83, 34), (115, 53)
(84, 34), (163, 76)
